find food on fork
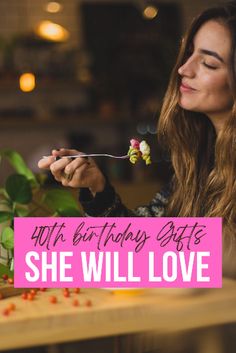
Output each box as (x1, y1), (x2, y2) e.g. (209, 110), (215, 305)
(127, 139), (151, 165)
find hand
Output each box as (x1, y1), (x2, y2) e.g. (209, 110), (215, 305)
(38, 148), (106, 194)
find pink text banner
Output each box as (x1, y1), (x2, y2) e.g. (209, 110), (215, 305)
(14, 217), (222, 288)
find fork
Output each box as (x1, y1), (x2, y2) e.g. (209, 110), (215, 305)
(43, 153), (131, 160)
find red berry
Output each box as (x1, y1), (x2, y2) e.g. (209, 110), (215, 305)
(8, 278), (14, 285)
(72, 299), (79, 307)
(30, 289), (37, 296)
(85, 299), (92, 307)
(39, 288), (46, 292)
(27, 293), (34, 301)
(74, 288), (80, 294)
(21, 292), (27, 300)
(49, 296), (57, 304)
(63, 291), (70, 298)
(2, 308), (10, 316)
(2, 274), (8, 281)
(7, 303), (16, 311)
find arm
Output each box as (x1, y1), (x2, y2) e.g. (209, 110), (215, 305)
(38, 148), (171, 217)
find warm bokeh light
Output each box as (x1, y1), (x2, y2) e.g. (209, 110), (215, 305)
(19, 73), (36, 92)
(45, 2), (63, 13)
(36, 21), (69, 42)
(143, 6), (158, 20)
(78, 69), (93, 84)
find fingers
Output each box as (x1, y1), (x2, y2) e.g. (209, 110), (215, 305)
(37, 147), (73, 170)
(51, 148), (80, 158)
(64, 157), (89, 176)
(62, 157), (91, 187)
(38, 156), (56, 170)
(38, 148), (93, 188)
(51, 155), (90, 185)
(50, 158), (71, 182)
(61, 163), (88, 188)
(65, 162), (105, 192)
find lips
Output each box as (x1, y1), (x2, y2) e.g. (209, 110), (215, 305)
(180, 81), (196, 93)
(181, 82), (196, 90)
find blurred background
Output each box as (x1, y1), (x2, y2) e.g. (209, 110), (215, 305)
(0, 0), (225, 206)
(0, 4), (235, 353)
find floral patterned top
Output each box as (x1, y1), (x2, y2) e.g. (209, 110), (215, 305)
(79, 179), (236, 279)
(79, 179), (171, 217)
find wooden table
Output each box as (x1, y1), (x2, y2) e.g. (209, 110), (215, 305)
(0, 279), (236, 351)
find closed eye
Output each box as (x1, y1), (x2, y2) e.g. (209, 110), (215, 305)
(202, 62), (217, 70)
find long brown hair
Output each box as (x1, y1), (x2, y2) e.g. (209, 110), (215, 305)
(158, 2), (236, 249)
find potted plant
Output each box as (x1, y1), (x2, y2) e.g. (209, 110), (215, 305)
(0, 149), (82, 279)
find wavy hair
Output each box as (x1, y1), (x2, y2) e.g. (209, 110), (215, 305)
(158, 2), (236, 252)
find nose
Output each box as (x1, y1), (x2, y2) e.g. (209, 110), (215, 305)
(178, 56), (196, 78)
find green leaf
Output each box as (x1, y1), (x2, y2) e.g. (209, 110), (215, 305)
(42, 189), (79, 212)
(57, 208), (82, 217)
(0, 188), (9, 198)
(6, 174), (32, 204)
(0, 263), (13, 278)
(35, 173), (48, 186)
(10, 258), (14, 272)
(0, 149), (38, 185)
(0, 211), (13, 222)
(1, 227), (14, 250)
(14, 204), (29, 217)
(0, 200), (11, 208)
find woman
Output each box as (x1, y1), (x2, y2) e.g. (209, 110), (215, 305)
(38, 1), (236, 278)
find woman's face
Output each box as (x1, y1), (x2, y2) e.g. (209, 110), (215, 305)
(178, 20), (233, 129)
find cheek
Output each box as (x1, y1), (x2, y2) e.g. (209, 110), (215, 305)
(202, 75), (233, 107)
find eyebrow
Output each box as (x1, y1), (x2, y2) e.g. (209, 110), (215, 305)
(198, 48), (224, 63)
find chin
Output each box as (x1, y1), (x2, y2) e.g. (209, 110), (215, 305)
(178, 100), (198, 112)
